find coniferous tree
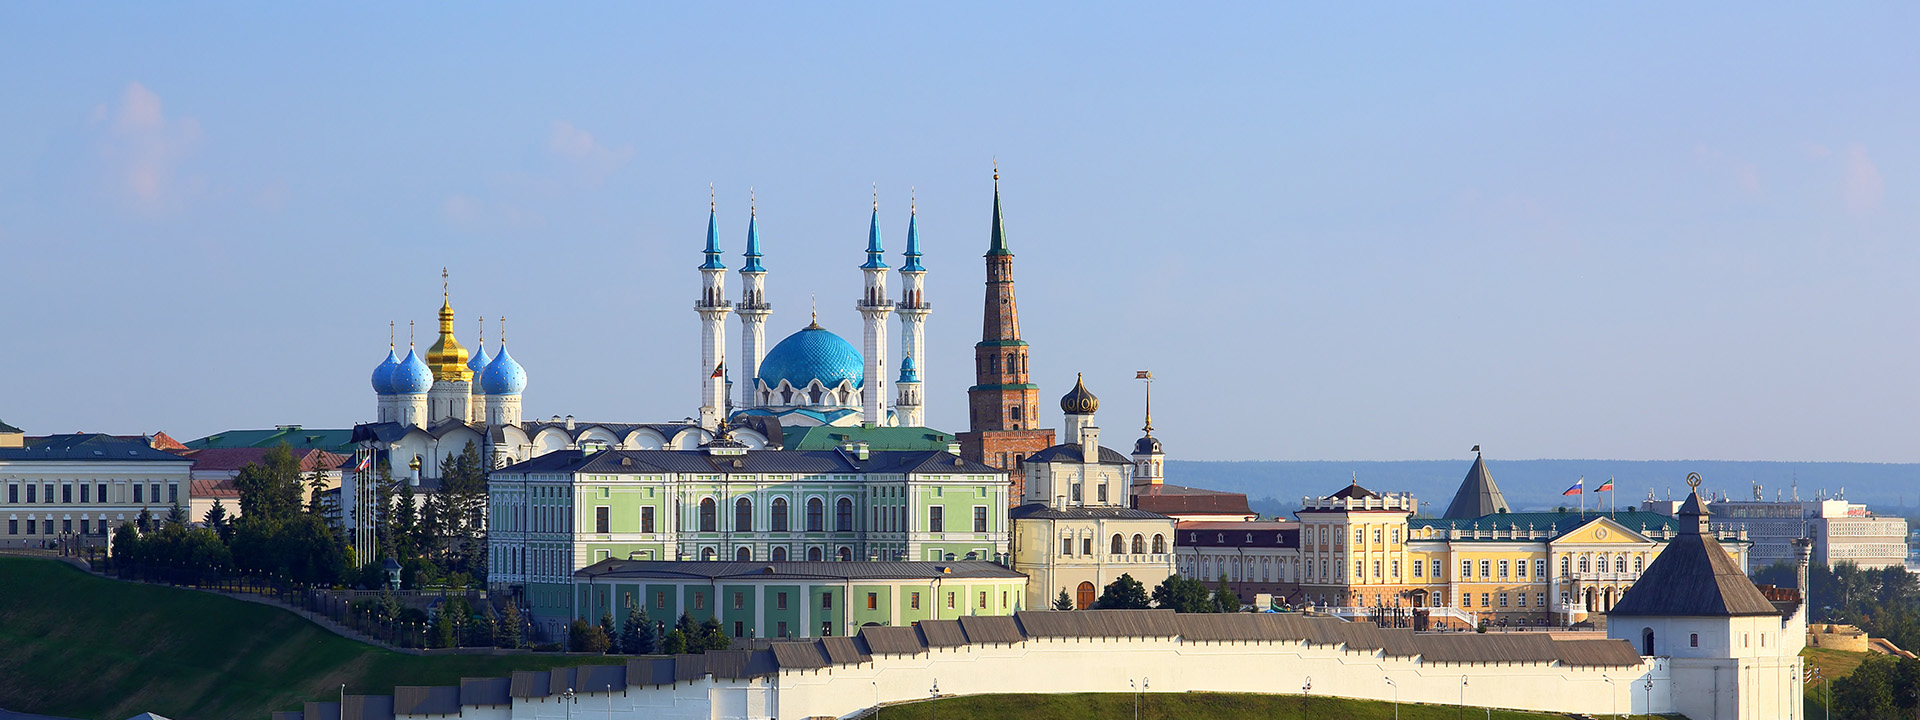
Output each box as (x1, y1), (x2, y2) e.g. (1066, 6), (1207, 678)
(1213, 574), (1241, 612)
(373, 465), (398, 561)
(497, 602), (524, 649)
(661, 628), (687, 654)
(165, 501), (188, 527)
(135, 507), (155, 533)
(202, 500), (231, 540)
(392, 475), (419, 561)
(675, 612), (698, 641)
(636, 613), (659, 655)
(621, 606), (651, 655)
(599, 613), (619, 654)
(1054, 589), (1076, 610)
(697, 616), (729, 652)
(569, 618), (610, 653)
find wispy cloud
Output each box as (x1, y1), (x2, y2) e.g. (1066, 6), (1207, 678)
(438, 121), (632, 232)
(95, 82), (203, 215)
(1843, 144), (1883, 212)
(546, 120), (632, 185)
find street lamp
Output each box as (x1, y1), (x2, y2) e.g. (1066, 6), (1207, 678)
(1602, 675), (1616, 720)
(1460, 676), (1468, 720)
(1643, 678), (1653, 720)
(872, 680), (879, 720)
(930, 679), (940, 720)
(1300, 676), (1311, 720)
(560, 687), (576, 720)
(1384, 677), (1398, 720)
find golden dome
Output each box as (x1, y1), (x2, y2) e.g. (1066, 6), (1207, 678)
(425, 272), (472, 383)
(1060, 373), (1099, 415)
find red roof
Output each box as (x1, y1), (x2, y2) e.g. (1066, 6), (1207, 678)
(1131, 483), (1255, 516)
(190, 478), (240, 499)
(148, 431), (189, 451)
(179, 447), (350, 473)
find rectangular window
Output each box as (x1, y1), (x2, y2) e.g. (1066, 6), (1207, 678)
(1391, 560), (1400, 578)
(97, 484), (106, 503)
(1412, 560), (1423, 578)
(1372, 561), (1381, 578)
(1081, 538), (1092, 555)
(656, 591), (666, 608)
(822, 592), (832, 609)
(973, 506), (987, 533)
(79, 485), (89, 503)
(43, 484), (52, 503)
(641, 506), (655, 533)
(1537, 593), (1546, 608)
(1353, 528), (1363, 544)
(62, 485), (71, 503)
(1061, 538), (1073, 555)
(1516, 593), (1527, 607)
(168, 484), (178, 504)
(595, 506), (610, 533)
(733, 592), (744, 610)
(978, 591), (987, 609)
(26, 519), (35, 535)
(929, 506), (944, 533)
(1460, 560), (1471, 579)
(821, 621), (833, 637)
(1479, 560), (1490, 578)
(6, 484), (14, 503)
(1432, 560), (1443, 579)
(1391, 528), (1400, 543)
(1498, 560), (1509, 578)
(6, 520), (14, 535)
(1434, 591), (1445, 606)
(81, 519), (90, 535)
(1498, 593), (1508, 608)
(867, 592), (877, 610)
(62, 519), (71, 534)
(733, 621), (744, 638)
(911, 592), (921, 609)
(129, 485), (138, 503)
(150, 484), (159, 504)
(946, 592), (955, 609)
(1372, 529), (1382, 543)
(1097, 483), (1108, 503)
(27, 485), (37, 503)
(1536, 559), (1548, 578)
(777, 621), (789, 638)
(777, 592), (788, 610)
(694, 592), (705, 610)
(1516, 560), (1527, 578)
(1480, 593), (1490, 608)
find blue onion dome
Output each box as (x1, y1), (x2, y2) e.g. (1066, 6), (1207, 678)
(467, 343), (492, 393)
(371, 348), (400, 395)
(391, 348), (434, 395)
(897, 355), (920, 384)
(758, 322), (865, 390)
(1060, 373), (1099, 415)
(481, 346), (527, 396)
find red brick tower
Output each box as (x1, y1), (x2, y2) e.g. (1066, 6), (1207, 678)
(957, 169), (1056, 505)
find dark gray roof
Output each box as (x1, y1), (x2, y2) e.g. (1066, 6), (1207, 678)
(0, 434), (190, 462)
(0, 419), (23, 434)
(342, 695), (393, 720)
(1442, 454), (1510, 518)
(458, 678), (510, 707)
(1610, 492), (1781, 618)
(1010, 503), (1170, 521)
(1026, 443), (1132, 465)
(626, 658), (679, 686)
(392, 687), (459, 717)
(496, 448), (1001, 477)
(858, 625), (927, 655)
(507, 671), (550, 698)
(575, 559), (1025, 582)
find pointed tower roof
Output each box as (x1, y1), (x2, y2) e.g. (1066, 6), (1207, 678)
(987, 168), (1011, 257)
(742, 198), (766, 273)
(700, 193), (725, 270)
(1610, 475), (1781, 618)
(1441, 450), (1510, 518)
(902, 201), (925, 272)
(861, 194), (887, 270)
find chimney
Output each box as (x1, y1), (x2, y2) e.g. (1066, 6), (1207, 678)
(856, 442), (870, 461)
(565, 415), (575, 430)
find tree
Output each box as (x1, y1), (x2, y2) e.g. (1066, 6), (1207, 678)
(433, 606), (459, 648)
(661, 628), (687, 655)
(202, 500), (232, 540)
(697, 616), (730, 652)
(391, 474), (419, 562)
(307, 455), (340, 536)
(135, 507), (154, 533)
(497, 603), (525, 649)
(1095, 573), (1151, 609)
(465, 608), (497, 648)
(234, 444), (304, 524)
(1151, 575), (1216, 613)
(570, 618), (610, 653)
(1213, 575), (1242, 612)
(165, 501), (188, 528)
(622, 606), (653, 655)
(600, 613), (620, 654)
(1053, 589), (1075, 611)
(111, 522), (140, 565)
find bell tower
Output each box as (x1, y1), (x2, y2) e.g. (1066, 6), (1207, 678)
(957, 166), (1056, 503)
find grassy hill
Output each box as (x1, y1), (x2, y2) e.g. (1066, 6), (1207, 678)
(0, 558), (604, 720)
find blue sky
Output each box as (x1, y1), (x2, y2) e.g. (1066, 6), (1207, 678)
(1, 4), (1915, 462)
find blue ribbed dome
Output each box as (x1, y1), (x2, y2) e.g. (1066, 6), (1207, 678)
(481, 346), (526, 396)
(759, 324), (864, 390)
(467, 344), (492, 394)
(391, 349), (434, 395)
(371, 349), (400, 395)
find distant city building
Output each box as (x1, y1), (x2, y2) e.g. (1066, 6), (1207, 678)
(0, 427), (193, 548)
(570, 559), (1027, 642)
(487, 440), (1012, 638)
(1010, 377), (1177, 610)
(1673, 489), (1910, 571)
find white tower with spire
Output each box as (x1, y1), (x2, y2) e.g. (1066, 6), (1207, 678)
(738, 193), (771, 409)
(896, 195), (931, 427)
(857, 190), (895, 426)
(696, 191), (732, 430)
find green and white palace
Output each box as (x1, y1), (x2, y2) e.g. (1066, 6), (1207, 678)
(487, 440), (1014, 638)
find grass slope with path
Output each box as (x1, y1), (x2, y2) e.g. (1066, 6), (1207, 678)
(0, 558), (605, 720)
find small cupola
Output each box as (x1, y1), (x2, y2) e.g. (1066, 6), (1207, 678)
(1060, 373), (1099, 415)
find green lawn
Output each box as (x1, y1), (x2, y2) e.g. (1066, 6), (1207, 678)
(871, 692), (1667, 720)
(0, 558), (609, 720)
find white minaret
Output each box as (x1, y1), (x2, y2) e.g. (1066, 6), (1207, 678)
(857, 190), (894, 426)
(896, 356), (924, 427)
(738, 192), (771, 410)
(696, 192), (732, 430)
(897, 195), (931, 426)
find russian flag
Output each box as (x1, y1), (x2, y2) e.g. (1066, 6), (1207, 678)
(1562, 478), (1583, 496)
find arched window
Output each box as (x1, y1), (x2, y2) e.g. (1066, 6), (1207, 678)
(836, 546), (852, 562)
(1560, 556), (1571, 576)
(1151, 534), (1166, 553)
(699, 498), (717, 532)
(807, 546), (823, 561)
(1076, 581), (1095, 610)
(771, 546), (788, 562)
(1689, 633), (1699, 648)
(771, 498), (789, 532)
(1131, 534), (1145, 554)
(1010, 405), (1022, 420)
(701, 547), (716, 561)
(835, 498), (854, 532)
(1578, 555), (1590, 573)
(1642, 628), (1655, 656)
(1110, 534), (1124, 555)
(735, 498), (753, 532)
(807, 498), (824, 532)
(1634, 555), (1644, 573)
(736, 546), (751, 562)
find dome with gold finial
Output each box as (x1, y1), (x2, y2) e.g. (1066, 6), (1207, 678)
(1060, 373), (1099, 415)
(424, 270), (472, 382)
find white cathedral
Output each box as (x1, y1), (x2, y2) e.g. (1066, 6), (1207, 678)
(356, 197), (936, 483)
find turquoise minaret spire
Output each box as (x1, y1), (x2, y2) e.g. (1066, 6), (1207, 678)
(902, 205), (925, 272)
(742, 200), (766, 273)
(862, 186), (887, 270)
(700, 187), (725, 270)
(739, 189), (772, 404)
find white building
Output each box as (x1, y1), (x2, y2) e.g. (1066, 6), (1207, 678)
(0, 427), (194, 548)
(1698, 491), (1909, 571)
